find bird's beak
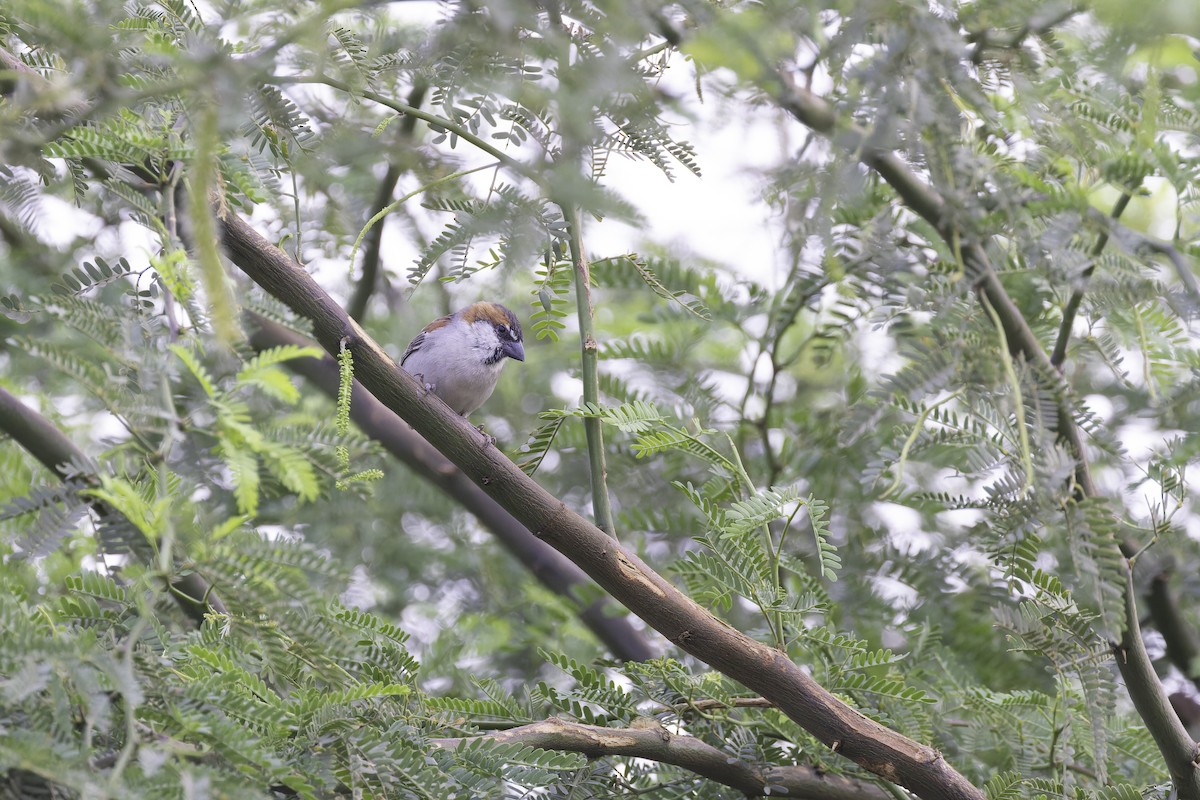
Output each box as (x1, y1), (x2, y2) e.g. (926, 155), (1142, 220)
(504, 340), (526, 362)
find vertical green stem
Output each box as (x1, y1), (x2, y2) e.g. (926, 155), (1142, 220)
(563, 204), (617, 538)
(981, 294), (1034, 495)
(187, 98), (238, 345)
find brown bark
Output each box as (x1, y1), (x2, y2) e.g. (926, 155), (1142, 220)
(432, 717), (892, 800)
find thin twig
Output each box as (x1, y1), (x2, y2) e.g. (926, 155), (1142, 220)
(966, 3), (1083, 65)
(348, 162), (402, 321)
(669, 696), (776, 714)
(1050, 192), (1131, 368)
(1087, 209), (1200, 307)
(347, 82), (428, 322)
(272, 74), (538, 181)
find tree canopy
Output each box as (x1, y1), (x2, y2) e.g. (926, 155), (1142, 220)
(2, 1), (1200, 798)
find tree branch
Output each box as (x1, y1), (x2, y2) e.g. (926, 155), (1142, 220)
(965, 2), (1083, 65)
(346, 81), (428, 322)
(272, 74), (539, 182)
(673, 696), (775, 714)
(771, 72), (1200, 800)
(1148, 570), (1200, 692)
(774, 74), (1097, 497)
(1118, 567), (1200, 790)
(0, 44), (36, 90)
(217, 209), (984, 800)
(0, 44), (85, 118)
(347, 161), (402, 321)
(431, 717), (891, 800)
(1050, 192), (1131, 368)
(0, 387), (226, 624)
(244, 313), (656, 662)
(1087, 208), (1200, 308)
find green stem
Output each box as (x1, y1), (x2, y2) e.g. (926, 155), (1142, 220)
(186, 98), (238, 345)
(724, 432), (784, 646)
(107, 613), (149, 790)
(1132, 303), (1158, 402)
(880, 390), (962, 499)
(274, 75), (537, 183)
(723, 432), (757, 497)
(563, 204), (616, 537)
(348, 162), (499, 282)
(981, 294), (1034, 495)
(769, 501), (803, 650)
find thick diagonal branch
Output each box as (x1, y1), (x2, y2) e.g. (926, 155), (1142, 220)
(218, 210), (984, 800)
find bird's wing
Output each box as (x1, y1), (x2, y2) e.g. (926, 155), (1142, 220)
(400, 314), (452, 365)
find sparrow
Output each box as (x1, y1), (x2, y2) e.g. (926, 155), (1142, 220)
(400, 302), (526, 416)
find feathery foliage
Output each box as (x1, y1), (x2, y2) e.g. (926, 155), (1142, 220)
(3, 0), (1200, 798)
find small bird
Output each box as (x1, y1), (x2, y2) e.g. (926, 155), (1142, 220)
(400, 302), (525, 416)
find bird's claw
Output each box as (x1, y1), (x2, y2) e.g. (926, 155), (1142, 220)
(476, 424), (496, 446)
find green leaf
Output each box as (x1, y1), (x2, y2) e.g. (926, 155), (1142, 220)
(258, 441), (320, 503)
(83, 475), (164, 540)
(210, 514), (251, 541)
(220, 435), (260, 516)
(170, 343), (217, 398)
(236, 345), (323, 403)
